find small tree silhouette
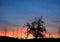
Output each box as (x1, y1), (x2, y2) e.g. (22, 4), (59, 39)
(4, 26), (7, 36)
(25, 16), (46, 39)
(58, 27), (60, 38)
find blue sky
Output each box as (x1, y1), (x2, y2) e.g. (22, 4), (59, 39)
(0, 0), (60, 33)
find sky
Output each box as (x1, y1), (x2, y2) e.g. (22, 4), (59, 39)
(0, 0), (60, 33)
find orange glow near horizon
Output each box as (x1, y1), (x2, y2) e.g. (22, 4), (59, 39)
(0, 27), (60, 39)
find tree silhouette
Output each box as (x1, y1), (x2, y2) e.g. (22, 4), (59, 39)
(25, 16), (46, 39)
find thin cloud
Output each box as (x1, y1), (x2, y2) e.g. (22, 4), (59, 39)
(52, 20), (60, 23)
(0, 4), (12, 8)
(0, 20), (20, 29)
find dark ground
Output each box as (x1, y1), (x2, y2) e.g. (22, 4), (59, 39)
(0, 36), (60, 42)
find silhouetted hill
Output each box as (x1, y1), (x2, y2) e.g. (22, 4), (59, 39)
(0, 36), (60, 42)
(0, 36), (20, 41)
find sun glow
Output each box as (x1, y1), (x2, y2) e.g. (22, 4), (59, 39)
(0, 27), (60, 39)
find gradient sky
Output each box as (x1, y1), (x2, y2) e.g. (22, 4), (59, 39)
(0, 0), (60, 33)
